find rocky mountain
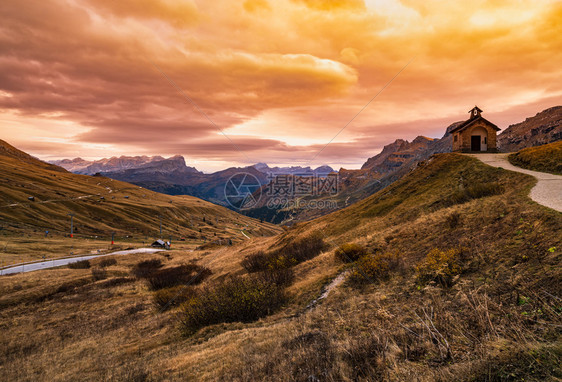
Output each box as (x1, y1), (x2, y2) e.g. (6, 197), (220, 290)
(102, 156), (201, 179)
(102, 160), (269, 207)
(253, 163), (335, 175)
(51, 155), (169, 174)
(498, 106), (562, 152)
(245, 122), (461, 224)
(54, 154), (334, 209)
(0, 140), (280, 240)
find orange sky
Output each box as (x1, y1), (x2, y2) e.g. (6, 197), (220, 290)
(0, 0), (561, 172)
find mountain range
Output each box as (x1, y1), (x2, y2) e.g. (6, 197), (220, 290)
(0, 139), (279, 242)
(49, 106), (561, 222)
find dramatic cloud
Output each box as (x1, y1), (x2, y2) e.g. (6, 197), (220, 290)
(0, 0), (561, 171)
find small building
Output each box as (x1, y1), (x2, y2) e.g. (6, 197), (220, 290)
(151, 239), (170, 249)
(451, 106), (501, 152)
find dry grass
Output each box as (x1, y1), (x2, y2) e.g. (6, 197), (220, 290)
(508, 140), (562, 175)
(0, 153), (560, 381)
(0, 151), (281, 266)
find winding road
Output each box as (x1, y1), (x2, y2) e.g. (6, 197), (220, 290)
(469, 153), (562, 212)
(0, 248), (163, 275)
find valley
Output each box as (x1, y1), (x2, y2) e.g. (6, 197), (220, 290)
(1, 141), (560, 381)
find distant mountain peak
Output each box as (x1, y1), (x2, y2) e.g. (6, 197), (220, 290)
(51, 154), (192, 175)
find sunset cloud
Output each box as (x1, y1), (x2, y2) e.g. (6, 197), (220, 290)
(0, 0), (560, 171)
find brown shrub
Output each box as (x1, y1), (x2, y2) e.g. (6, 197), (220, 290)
(241, 232), (326, 273)
(446, 212), (462, 228)
(334, 242), (368, 263)
(68, 260), (90, 269)
(348, 252), (404, 285)
(131, 259), (162, 278)
(241, 250), (269, 273)
(91, 267), (107, 281)
(146, 264), (212, 290)
(415, 247), (464, 287)
(153, 285), (196, 311)
(255, 268), (295, 287)
(98, 258), (117, 268)
(179, 275), (285, 335)
(447, 182), (504, 205)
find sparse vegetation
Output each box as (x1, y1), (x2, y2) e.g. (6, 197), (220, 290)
(153, 285), (196, 311)
(415, 247), (466, 287)
(131, 258), (162, 278)
(348, 251), (403, 285)
(241, 232), (326, 273)
(68, 259), (91, 269)
(91, 267), (107, 281)
(1, 153), (560, 381)
(334, 242), (368, 263)
(98, 258), (117, 268)
(508, 140), (562, 175)
(144, 263), (212, 290)
(179, 275), (286, 335)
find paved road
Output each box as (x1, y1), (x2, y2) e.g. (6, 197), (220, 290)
(0, 248), (163, 275)
(469, 153), (562, 212)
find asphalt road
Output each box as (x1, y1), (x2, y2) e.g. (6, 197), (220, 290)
(0, 248), (163, 275)
(469, 153), (562, 212)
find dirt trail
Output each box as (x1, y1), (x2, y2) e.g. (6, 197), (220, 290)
(469, 153), (562, 212)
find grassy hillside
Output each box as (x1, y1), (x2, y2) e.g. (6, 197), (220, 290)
(508, 140), (562, 175)
(1, 153), (560, 381)
(0, 142), (280, 263)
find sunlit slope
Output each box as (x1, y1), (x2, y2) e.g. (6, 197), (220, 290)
(0, 141), (280, 240)
(282, 153), (560, 264)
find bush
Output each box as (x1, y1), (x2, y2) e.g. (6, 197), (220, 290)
(415, 248), (464, 287)
(98, 258), (117, 268)
(445, 212), (461, 229)
(241, 250), (270, 273)
(91, 267), (107, 281)
(335, 243), (368, 263)
(179, 275), (285, 335)
(256, 268), (295, 287)
(347, 252), (404, 285)
(348, 253), (391, 285)
(276, 231), (326, 264)
(146, 264), (212, 290)
(447, 182), (503, 205)
(131, 259), (162, 278)
(153, 285), (196, 311)
(241, 232), (326, 273)
(68, 260), (91, 269)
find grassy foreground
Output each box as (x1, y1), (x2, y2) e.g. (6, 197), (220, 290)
(508, 140), (562, 175)
(0, 153), (560, 381)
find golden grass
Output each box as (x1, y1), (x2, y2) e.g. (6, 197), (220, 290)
(508, 140), (562, 175)
(0, 152), (281, 266)
(1, 153), (561, 381)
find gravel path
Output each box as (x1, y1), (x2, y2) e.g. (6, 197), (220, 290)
(0, 248), (163, 275)
(469, 153), (562, 212)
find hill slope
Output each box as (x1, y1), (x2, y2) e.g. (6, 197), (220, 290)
(1, 153), (560, 381)
(498, 106), (562, 151)
(0, 139), (66, 173)
(0, 141), (280, 243)
(508, 140), (562, 175)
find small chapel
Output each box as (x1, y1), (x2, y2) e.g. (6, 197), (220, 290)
(451, 106), (501, 152)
